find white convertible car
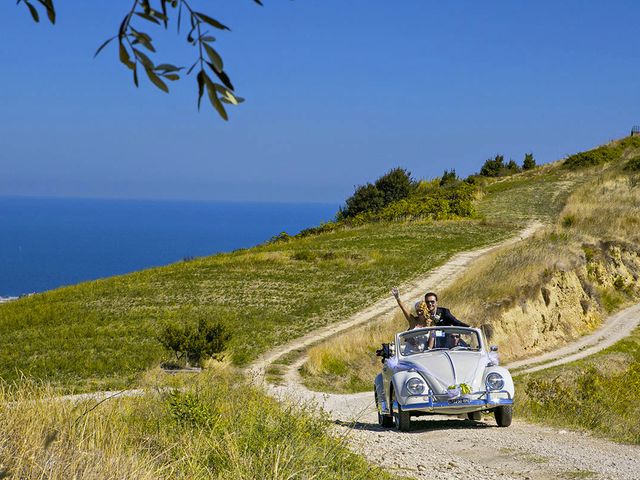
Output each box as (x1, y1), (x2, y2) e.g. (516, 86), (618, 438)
(374, 326), (514, 431)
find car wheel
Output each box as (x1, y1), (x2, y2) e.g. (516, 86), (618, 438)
(467, 411), (482, 421)
(375, 390), (394, 428)
(494, 405), (513, 427)
(391, 389), (411, 432)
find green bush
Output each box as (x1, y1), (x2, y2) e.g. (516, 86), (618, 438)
(480, 154), (505, 177)
(338, 167), (415, 219)
(564, 137), (640, 170)
(338, 183), (385, 219)
(523, 152), (536, 170)
(439, 169), (459, 187)
(159, 317), (230, 367)
(624, 155), (640, 172)
(563, 146), (617, 169)
(374, 167), (415, 204)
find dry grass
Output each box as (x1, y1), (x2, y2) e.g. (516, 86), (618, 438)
(0, 368), (399, 480)
(0, 381), (162, 479)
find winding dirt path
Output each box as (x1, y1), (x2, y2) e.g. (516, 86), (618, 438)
(249, 222), (640, 480)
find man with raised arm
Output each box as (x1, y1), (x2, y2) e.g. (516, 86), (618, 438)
(391, 288), (468, 330)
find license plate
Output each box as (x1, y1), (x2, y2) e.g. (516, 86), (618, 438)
(448, 397), (470, 404)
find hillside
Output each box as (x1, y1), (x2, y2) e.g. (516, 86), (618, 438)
(2, 136), (640, 478)
(302, 136), (640, 393)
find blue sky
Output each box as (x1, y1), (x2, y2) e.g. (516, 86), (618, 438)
(1, 1), (639, 203)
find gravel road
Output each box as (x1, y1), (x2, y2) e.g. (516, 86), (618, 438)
(251, 223), (640, 480)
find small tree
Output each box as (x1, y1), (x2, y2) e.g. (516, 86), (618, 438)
(479, 154), (505, 177)
(374, 167), (415, 204)
(338, 183), (385, 219)
(523, 152), (536, 170)
(506, 159), (521, 174)
(159, 317), (230, 367)
(439, 169), (459, 187)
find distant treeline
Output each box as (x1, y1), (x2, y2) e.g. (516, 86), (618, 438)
(270, 152), (537, 243)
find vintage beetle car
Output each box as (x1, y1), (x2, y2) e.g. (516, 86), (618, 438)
(374, 326), (513, 431)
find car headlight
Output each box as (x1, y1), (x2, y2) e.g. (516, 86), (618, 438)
(406, 377), (425, 395)
(486, 372), (505, 391)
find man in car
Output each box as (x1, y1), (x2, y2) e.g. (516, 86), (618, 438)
(423, 292), (469, 328)
(391, 288), (468, 329)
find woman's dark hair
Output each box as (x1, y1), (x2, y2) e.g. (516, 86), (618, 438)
(424, 292), (438, 301)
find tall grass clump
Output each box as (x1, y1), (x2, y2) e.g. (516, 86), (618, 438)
(563, 136), (640, 169)
(0, 369), (398, 479)
(515, 327), (640, 444)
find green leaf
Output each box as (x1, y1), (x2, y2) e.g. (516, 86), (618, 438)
(135, 11), (161, 25)
(133, 48), (154, 69)
(119, 42), (136, 70)
(144, 65), (169, 93)
(24, 0), (39, 22)
(203, 43), (223, 72)
(196, 70), (205, 110)
(94, 36), (116, 58)
(194, 12), (230, 31)
(206, 62), (234, 90)
(133, 64), (139, 87)
(215, 85), (242, 105)
(36, 0), (55, 24)
(163, 73), (180, 81)
(156, 64), (183, 73)
(131, 32), (155, 52)
(201, 36), (216, 42)
(204, 74), (228, 120)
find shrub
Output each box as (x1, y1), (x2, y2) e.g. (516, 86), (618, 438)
(159, 317), (230, 367)
(506, 159), (521, 174)
(563, 146), (617, 169)
(480, 154), (505, 177)
(339, 167), (415, 220)
(338, 183), (385, 219)
(624, 155), (640, 172)
(374, 167), (415, 204)
(523, 152), (536, 170)
(439, 169), (459, 187)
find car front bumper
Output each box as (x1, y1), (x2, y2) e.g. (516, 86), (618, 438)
(397, 390), (513, 413)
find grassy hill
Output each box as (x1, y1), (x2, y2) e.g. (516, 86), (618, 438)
(0, 197), (518, 392)
(2, 136), (639, 477)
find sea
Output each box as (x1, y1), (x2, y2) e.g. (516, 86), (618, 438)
(0, 196), (338, 299)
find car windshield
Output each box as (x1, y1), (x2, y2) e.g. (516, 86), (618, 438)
(398, 328), (481, 356)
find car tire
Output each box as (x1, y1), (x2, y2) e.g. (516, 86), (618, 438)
(494, 405), (513, 427)
(391, 389), (411, 432)
(467, 411), (482, 421)
(375, 390), (394, 428)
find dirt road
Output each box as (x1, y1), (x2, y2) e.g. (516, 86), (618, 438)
(250, 223), (640, 480)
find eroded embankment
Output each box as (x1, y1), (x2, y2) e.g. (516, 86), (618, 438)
(487, 240), (640, 362)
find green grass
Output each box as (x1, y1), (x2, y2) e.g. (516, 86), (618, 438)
(515, 325), (640, 444)
(0, 368), (401, 479)
(0, 218), (515, 392)
(476, 165), (584, 223)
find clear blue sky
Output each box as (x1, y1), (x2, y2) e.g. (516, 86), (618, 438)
(1, 1), (639, 203)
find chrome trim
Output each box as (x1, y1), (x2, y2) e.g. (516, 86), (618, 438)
(442, 350), (457, 384)
(400, 389), (513, 412)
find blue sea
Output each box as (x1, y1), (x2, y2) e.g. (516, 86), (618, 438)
(0, 197), (338, 298)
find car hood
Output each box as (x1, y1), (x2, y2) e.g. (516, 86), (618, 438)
(396, 350), (485, 393)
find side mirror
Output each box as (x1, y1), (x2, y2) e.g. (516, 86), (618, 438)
(490, 345), (499, 352)
(375, 343), (392, 362)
